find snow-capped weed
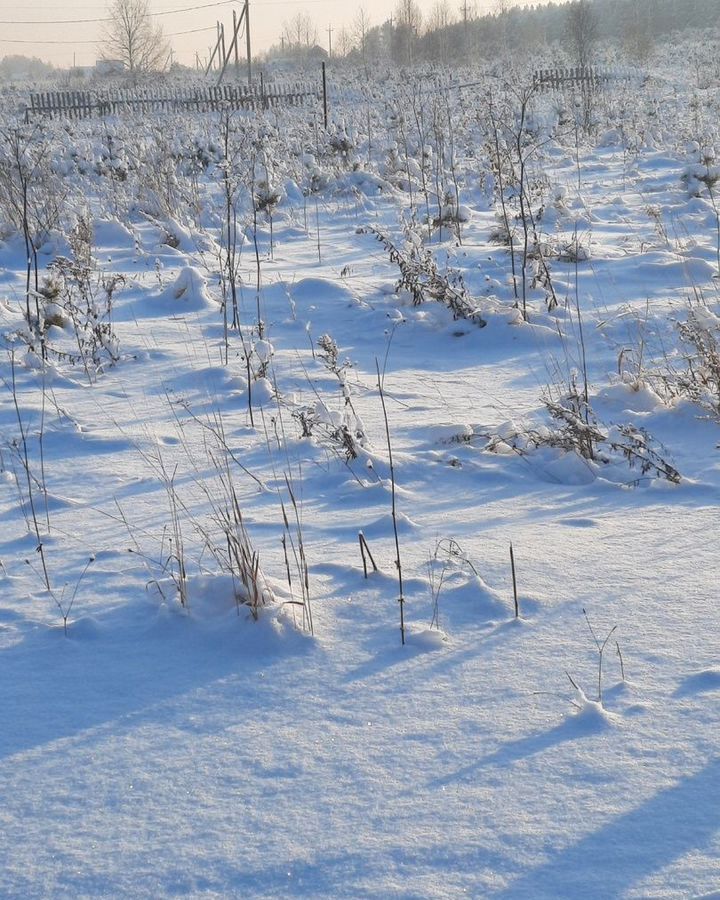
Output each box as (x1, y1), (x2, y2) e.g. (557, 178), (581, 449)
(486, 380), (681, 484)
(565, 610), (625, 709)
(358, 530), (378, 579)
(377, 358), (405, 646)
(43, 255), (124, 383)
(32, 554), (95, 636)
(363, 221), (487, 325)
(675, 304), (720, 420)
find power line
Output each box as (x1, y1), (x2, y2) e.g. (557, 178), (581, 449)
(0, 0), (235, 26)
(154, 0), (235, 17)
(169, 24), (216, 36)
(0, 0), (330, 25)
(0, 25), (217, 44)
(0, 15), (106, 23)
(0, 37), (99, 43)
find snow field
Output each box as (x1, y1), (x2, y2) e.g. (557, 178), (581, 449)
(1, 56), (720, 897)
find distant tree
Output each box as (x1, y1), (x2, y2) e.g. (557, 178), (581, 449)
(565, 0), (598, 68)
(353, 7), (372, 71)
(492, 0), (510, 55)
(428, 0), (454, 31)
(365, 21), (390, 65)
(335, 27), (353, 59)
(101, 0), (169, 73)
(425, 1), (455, 62)
(393, 0), (423, 65)
(0, 55), (56, 79)
(623, 2), (654, 65)
(282, 12), (318, 49)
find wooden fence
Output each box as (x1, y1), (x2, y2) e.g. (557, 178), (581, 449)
(532, 67), (633, 92)
(26, 82), (318, 122)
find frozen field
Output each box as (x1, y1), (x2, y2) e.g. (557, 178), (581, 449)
(1, 49), (720, 898)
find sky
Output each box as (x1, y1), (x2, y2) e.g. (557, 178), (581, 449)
(0, 0), (535, 69)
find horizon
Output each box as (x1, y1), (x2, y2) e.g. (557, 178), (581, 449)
(0, 0), (539, 69)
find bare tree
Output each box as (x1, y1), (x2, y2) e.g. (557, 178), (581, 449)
(493, 0), (510, 56)
(565, 0), (599, 129)
(393, 0), (423, 65)
(102, 0), (169, 73)
(426, 0), (455, 62)
(395, 0), (423, 32)
(623, 4), (653, 65)
(428, 0), (454, 31)
(282, 12), (318, 49)
(353, 7), (372, 71)
(565, 0), (598, 68)
(335, 27), (352, 59)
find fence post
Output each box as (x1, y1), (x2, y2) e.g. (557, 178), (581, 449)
(322, 61), (328, 129)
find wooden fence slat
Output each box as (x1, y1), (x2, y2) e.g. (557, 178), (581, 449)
(28, 79), (317, 121)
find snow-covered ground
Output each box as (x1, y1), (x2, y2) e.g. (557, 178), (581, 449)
(1, 55), (720, 898)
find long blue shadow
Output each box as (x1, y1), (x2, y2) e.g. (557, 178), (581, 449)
(494, 757), (720, 899)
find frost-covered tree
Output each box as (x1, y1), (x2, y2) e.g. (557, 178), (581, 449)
(393, 0), (423, 65)
(565, 0), (598, 68)
(353, 7), (372, 70)
(425, 1), (455, 62)
(101, 0), (169, 73)
(0, 54), (56, 79)
(335, 27), (353, 58)
(282, 12), (318, 49)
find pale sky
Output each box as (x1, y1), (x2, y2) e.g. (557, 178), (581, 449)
(0, 0), (536, 69)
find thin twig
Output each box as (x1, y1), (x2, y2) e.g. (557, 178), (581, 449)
(376, 358), (405, 646)
(510, 542), (519, 618)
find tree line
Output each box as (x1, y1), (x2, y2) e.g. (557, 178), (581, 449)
(268, 0), (720, 68)
(3, 0), (716, 78)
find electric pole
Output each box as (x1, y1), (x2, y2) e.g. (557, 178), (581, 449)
(215, 0), (251, 86)
(246, 0), (252, 85)
(233, 8), (239, 72)
(328, 24), (333, 58)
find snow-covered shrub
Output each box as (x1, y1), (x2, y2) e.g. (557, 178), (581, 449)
(675, 306), (720, 419)
(291, 332), (368, 462)
(328, 125), (355, 162)
(293, 399), (365, 461)
(486, 380), (680, 484)
(0, 123), (68, 340)
(681, 142), (719, 197)
(363, 221), (487, 325)
(41, 255), (123, 381)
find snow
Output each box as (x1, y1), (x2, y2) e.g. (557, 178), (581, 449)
(2, 45), (720, 898)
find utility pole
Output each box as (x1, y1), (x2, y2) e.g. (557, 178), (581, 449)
(327, 24), (333, 58)
(233, 8), (239, 73)
(245, 0), (252, 86)
(205, 26), (222, 75)
(218, 0), (251, 85)
(462, 0), (468, 24)
(322, 60), (328, 128)
(211, 0), (251, 84)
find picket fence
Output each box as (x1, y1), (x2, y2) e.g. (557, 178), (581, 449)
(532, 66), (635, 92)
(26, 82), (318, 121)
